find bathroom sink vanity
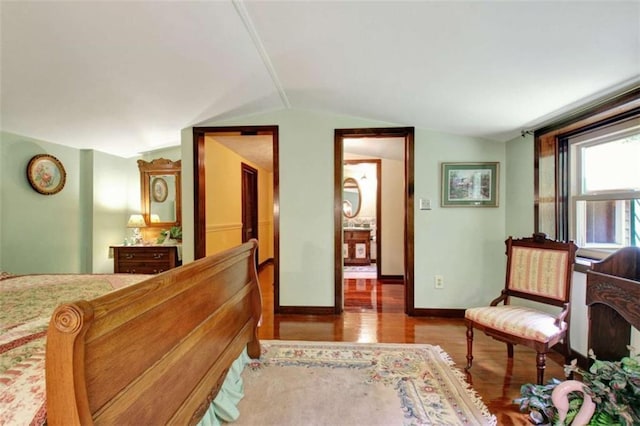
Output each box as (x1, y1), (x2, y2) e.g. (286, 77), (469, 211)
(343, 228), (371, 266)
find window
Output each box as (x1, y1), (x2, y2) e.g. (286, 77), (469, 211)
(568, 121), (640, 257)
(534, 87), (640, 259)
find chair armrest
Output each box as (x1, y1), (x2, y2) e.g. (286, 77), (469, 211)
(554, 302), (570, 328)
(489, 290), (508, 306)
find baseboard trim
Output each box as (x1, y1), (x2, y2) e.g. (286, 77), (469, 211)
(411, 308), (466, 318)
(258, 258), (273, 271)
(277, 306), (336, 315)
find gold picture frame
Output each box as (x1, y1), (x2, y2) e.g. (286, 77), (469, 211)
(26, 154), (67, 195)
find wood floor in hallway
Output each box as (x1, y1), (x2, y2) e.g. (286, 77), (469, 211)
(257, 264), (565, 425)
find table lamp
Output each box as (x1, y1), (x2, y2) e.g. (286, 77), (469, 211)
(127, 214), (146, 245)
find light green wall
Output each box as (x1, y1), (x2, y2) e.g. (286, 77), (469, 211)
(181, 108), (508, 309)
(0, 131), (139, 274)
(505, 133), (535, 237)
(1, 132), (82, 273)
(90, 151), (140, 273)
(0, 122), (598, 351)
(0, 120), (593, 350)
(413, 128), (506, 308)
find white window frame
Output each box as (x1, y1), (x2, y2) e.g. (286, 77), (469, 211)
(569, 118), (640, 259)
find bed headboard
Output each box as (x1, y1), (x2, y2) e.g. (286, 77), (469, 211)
(46, 240), (262, 425)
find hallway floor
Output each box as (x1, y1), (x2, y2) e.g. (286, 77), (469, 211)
(344, 277), (404, 313)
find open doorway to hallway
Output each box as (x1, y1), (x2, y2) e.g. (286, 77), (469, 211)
(334, 127), (415, 315)
(343, 159), (381, 280)
(193, 125), (280, 312)
(342, 156), (406, 313)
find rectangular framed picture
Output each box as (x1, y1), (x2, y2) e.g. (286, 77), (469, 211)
(441, 162), (499, 207)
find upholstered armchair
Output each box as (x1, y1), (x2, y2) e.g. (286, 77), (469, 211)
(464, 233), (578, 385)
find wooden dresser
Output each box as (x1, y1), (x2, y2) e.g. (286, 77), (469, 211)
(111, 245), (181, 274)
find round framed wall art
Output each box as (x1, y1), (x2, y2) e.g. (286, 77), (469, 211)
(151, 177), (168, 202)
(26, 154), (67, 195)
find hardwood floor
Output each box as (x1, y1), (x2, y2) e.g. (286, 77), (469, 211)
(257, 265), (564, 425)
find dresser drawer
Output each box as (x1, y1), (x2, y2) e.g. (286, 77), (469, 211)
(116, 248), (171, 262)
(116, 263), (172, 274)
(111, 246), (181, 274)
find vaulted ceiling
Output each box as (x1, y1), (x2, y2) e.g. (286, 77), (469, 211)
(2, 1), (638, 158)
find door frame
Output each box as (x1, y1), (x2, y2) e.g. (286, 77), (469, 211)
(334, 127), (415, 315)
(193, 125), (280, 312)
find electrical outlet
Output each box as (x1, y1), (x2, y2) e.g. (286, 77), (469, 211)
(434, 275), (444, 289)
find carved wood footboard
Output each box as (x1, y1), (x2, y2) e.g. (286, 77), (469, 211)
(46, 240), (262, 425)
(586, 246), (640, 361)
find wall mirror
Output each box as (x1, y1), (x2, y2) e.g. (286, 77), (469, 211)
(342, 177), (361, 218)
(138, 158), (181, 228)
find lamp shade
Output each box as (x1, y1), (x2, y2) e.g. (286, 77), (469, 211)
(150, 214), (160, 223)
(127, 214), (146, 228)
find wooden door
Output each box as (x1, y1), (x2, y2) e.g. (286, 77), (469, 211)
(241, 163), (258, 244)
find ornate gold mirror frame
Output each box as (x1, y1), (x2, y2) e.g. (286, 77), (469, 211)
(138, 158), (182, 229)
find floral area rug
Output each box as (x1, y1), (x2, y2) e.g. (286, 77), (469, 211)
(232, 340), (496, 426)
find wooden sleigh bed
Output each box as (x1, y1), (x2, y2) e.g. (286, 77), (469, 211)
(1, 240), (262, 425)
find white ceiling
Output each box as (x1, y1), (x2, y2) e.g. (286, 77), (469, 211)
(344, 137), (404, 162)
(213, 134), (274, 171)
(2, 1), (639, 158)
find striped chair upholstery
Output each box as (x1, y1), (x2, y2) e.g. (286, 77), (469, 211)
(465, 306), (564, 343)
(508, 246), (569, 301)
(464, 233), (577, 385)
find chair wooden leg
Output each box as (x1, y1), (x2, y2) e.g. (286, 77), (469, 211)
(465, 324), (474, 370)
(507, 343), (514, 358)
(561, 337), (572, 365)
(536, 352), (546, 385)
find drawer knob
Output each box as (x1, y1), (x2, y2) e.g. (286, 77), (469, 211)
(153, 253), (165, 259)
(125, 253), (134, 259)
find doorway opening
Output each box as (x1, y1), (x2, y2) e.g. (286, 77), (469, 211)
(343, 159), (381, 279)
(193, 125), (280, 312)
(334, 127), (415, 315)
